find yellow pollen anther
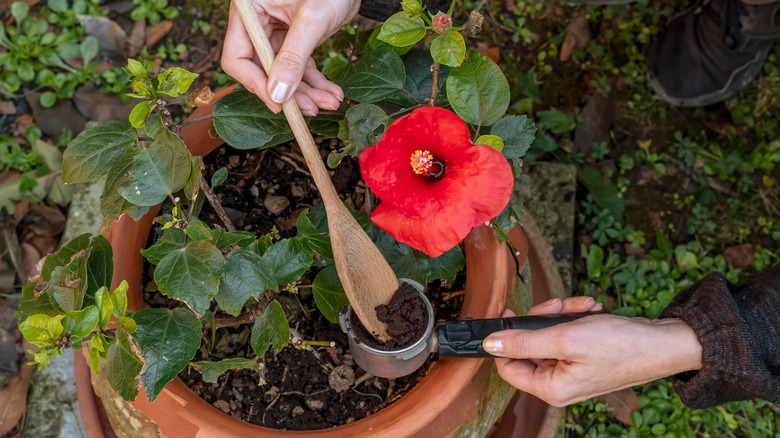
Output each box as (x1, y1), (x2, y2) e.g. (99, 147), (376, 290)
(410, 150), (434, 175)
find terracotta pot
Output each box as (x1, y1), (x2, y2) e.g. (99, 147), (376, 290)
(75, 86), (566, 438)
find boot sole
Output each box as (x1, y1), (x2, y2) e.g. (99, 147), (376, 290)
(647, 46), (771, 107)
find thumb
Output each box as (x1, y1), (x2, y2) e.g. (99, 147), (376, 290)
(483, 328), (563, 359)
(267, 15), (322, 104)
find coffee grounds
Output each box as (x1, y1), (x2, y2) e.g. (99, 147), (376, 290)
(351, 282), (428, 350)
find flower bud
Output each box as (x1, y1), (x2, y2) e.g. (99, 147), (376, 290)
(432, 12), (452, 34)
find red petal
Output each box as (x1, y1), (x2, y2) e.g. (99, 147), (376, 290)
(370, 202), (471, 257)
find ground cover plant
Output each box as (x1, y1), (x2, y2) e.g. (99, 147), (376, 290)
(13, 1), (537, 429)
(3, 0), (779, 435)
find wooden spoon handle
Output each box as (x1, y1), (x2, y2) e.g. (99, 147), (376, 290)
(233, 0), (341, 207)
(233, 0), (397, 342)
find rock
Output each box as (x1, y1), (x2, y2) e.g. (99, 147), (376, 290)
(328, 365), (354, 393)
(291, 405), (305, 416)
(213, 399), (231, 413)
(305, 398), (325, 410)
(264, 195), (290, 215)
(263, 385), (279, 403)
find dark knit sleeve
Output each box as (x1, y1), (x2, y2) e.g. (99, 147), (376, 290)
(659, 264), (780, 409)
(359, 0), (451, 22)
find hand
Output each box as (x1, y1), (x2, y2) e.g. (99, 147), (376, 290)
(222, 0), (360, 115)
(485, 297), (703, 407)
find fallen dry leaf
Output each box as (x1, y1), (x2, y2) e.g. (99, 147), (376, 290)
(21, 243), (41, 280)
(145, 20), (174, 49)
(0, 350), (34, 436)
(0, 100), (15, 115)
(597, 388), (639, 426)
(74, 86), (139, 122)
(724, 243), (754, 269)
(560, 16), (591, 62)
(127, 19), (147, 57)
(574, 92), (617, 157)
(25, 204), (66, 237)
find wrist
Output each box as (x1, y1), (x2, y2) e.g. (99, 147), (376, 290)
(652, 318), (703, 375)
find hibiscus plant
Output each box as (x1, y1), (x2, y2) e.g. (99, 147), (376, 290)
(15, 1), (536, 404)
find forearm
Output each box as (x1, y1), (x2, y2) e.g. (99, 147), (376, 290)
(660, 265), (780, 409)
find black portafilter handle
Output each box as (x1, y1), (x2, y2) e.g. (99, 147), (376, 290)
(436, 313), (593, 358)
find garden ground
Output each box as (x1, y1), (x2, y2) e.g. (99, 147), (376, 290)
(1, 0), (779, 436)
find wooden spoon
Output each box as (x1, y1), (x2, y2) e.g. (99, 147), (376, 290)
(234, 0), (397, 342)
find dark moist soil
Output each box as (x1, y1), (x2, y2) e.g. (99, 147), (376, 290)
(143, 141), (466, 431)
(351, 282), (428, 350)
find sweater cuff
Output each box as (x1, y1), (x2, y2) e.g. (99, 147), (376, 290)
(659, 272), (755, 409)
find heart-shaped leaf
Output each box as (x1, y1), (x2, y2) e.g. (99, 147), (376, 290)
(212, 88), (294, 150)
(63, 306), (99, 339)
(63, 121), (138, 184)
(140, 226), (186, 265)
(446, 51), (509, 126)
(154, 240), (225, 315)
(119, 128), (192, 207)
(250, 300), (289, 358)
(104, 327), (142, 400)
(100, 151), (150, 220)
(190, 358), (259, 384)
(311, 266), (349, 323)
(430, 28), (466, 67)
(216, 250), (275, 317)
(133, 307), (202, 401)
(377, 12), (427, 47)
(341, 49), (406, 103)
(261, 238), (314, 289)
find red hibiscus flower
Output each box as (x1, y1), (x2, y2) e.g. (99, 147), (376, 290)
(359, 106), (513, 257)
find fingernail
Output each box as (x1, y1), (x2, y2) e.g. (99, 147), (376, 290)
(302, 110), (316, 117)
(483, 336), (503, 354)
(592, 303), (604, 312)
(501, 309), (515, 317)
(270, 81), (291, 103)
(543, 298), (561, 306)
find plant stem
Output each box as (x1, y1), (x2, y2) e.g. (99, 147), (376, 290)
(177, 114), (213, 129)
(491, 223), (520, 257)
(430, 61), (441, 105)
(197, 156), (236, 232)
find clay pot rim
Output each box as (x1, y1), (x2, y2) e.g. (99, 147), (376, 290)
(88, 87), (556, 436)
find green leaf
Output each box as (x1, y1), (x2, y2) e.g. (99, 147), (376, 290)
(129, 101), (153, 128)
(585, 245), (604, 278)
(111, 281), (129, 318)
(94, 287), (113, 328)
(537, 108), (577, 134)
(133, 308), (202, 401)
(155, 240), (225, 315)
(377, 12), (427, 47)
(85, 235), (113, 301)
(100, 151), (150, 220)
(156, 67), (199, 97)
(212, 88), (294, 150)
(119, 128), (192, 206)
(183, 156), (200, 201)
(578, 166), (625, 219)
(63, 306), (99, 339)
(210, 229), (255, 251)
(141, 227), (186, 265)
(80, 36), (99, 65)
(39, 92), (58, 108)
(144, 113), (164, 137)
(311, 266), (349, 323)
(126, 59), (147, 78)
(426, 246), (466, 284)
(41, 234), (90, 282)
(19, 314), (65, 348)
(16, 282), (58, 323)
(11, 2), (29, 22)
(211, 167), (227, 188)
(105, 327), (142, 400)
(329, 103), (388, 167)
(48, 0), (68, 13)
(402, 0), (423, 14)
(63, 121), (138, 184)
(342, 49), (406, 103)
(250, 300), (289, 357)
(190, 358), (259, 384)
(216, 250), (275, 316)
(375, 229), (464, 285)
(491, 115), (537, 159)
(296, 209), (332, 259)
(48, 247), (90, 312)
(248, 235), (273, 256)
(430, 29), (466, 67)
(261, 238), (314, 289)
(186, 218), (211, 241)
(475, 134), (504, 151)
(446, 51), (509, 126)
